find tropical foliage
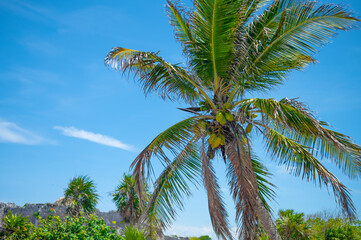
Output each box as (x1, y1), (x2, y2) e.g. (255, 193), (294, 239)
(308, 214), (361, 240)
(258, 209), (361, 240)
(112, 174), (148, 224)
(63, 175), (99, 217)
(30, 214), (121, 240)
(0, 211), (32, 239)
(1, 212), (148, 240)
(2, 208), (360, 240)
(121, 224), (147, 240)
(105, 0), (360, 238)
(275, 209), (312, 239)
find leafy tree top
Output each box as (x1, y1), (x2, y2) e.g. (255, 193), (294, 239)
(63, 175), (99, 217)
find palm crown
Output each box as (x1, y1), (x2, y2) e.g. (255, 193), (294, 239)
(275, 209), (312, 239)
(112, 174), (148, 225)
(63, 175), (99, 217)
(105, 0), (360, 239)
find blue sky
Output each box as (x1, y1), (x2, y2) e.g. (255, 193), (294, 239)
(0, 0), (361, 238)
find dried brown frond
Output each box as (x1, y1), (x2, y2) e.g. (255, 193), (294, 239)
(225, 133), (259, 239)
(201, 143), (233, 239)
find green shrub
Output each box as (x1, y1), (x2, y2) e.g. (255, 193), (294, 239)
(0, 211), (155, 240)
(308, 217), (361, 240)
(1, 211), (33, 239)
(30, 214), (122, 240)
(0, 210), (161, 240)
(122, 225), (146, 240)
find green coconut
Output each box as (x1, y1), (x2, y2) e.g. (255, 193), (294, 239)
(223, 102), (231, 109)
(216, 112), (226, 125)
(208, 133), (217, 145)
(225, 112), (234, 121)
(211, 136), (222, 148)
(245, 124), (253, 134)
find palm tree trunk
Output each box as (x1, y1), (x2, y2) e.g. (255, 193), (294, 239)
(255, 197), (281, 240)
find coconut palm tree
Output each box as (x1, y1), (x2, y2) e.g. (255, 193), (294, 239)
(112, 174), (146, 225)
(105, 0), (360, 239)
(63, 175), (99, 217)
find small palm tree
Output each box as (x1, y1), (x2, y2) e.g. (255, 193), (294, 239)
(276, 210), (312, 240)
(112, 174), (146, 225)
(105, 0), (360, 239)
(63, 175), (99, 217)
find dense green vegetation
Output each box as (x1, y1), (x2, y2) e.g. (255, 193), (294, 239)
(258, 210), (361, 240)
(1, 212), (122, 240)
(106, 0), (361, 239)
(0, 175), (149, 239)
(1, 211), (33, 239)
(306, 216), (361, 240)
(2, 208), (360, 239)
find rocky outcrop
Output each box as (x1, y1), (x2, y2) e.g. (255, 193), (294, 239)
(0, 201), (123, 228)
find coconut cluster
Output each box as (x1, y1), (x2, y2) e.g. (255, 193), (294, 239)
(198, 101), (236, 149)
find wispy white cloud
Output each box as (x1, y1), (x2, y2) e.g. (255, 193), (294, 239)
(54, 126), (134, 151)
(0, 121), (45, 145)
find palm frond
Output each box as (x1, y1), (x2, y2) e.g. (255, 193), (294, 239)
(225, 132), (259, 239)
(251, 154), (276, 213)
(264, 127), (356, 219)
(231, 0), (308, 93)
(130, 117), (201, 206)
(240, 0), (273, 24)
(166, 0), (195, 55)
(240, 97), (361, 178)
(105, 47), (200, 104)
(191, 0), (243, 86)
(201, 143), (233, 239)
(258, 1), (358, 57)
(142, 141), (201, 235)
(233, 0), (359, 92)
